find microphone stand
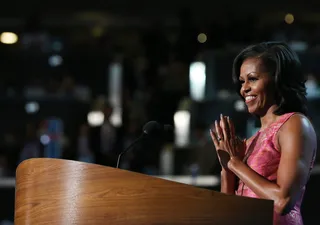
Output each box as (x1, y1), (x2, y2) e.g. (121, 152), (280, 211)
(116, 133), (146, 168)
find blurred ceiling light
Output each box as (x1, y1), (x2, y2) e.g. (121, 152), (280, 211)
(0, 32), (18, 44)
(87, 111), (104, 127)
(109, 107), (122, 127)
(234, 100), (246, 112)
(284, 13), (294, 24)
(48, 55), (63, 67)
(197, 33), (207, 43)
(174, 110), (191, 147)
(189, 62), (206, 102)
(25, 101), (40, 114)
(40, 134), (51, 145)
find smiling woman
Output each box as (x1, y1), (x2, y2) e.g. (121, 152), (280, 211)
(232, 42), (308, 117)
(238, 57), (276, 116)
(210, 42), (317, 225)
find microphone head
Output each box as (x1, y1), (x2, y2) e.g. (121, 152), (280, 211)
(142, 121), (173, 136)
(142, 121), (162, 135)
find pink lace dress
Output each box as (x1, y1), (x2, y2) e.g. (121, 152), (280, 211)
(235, 112), (316, 225)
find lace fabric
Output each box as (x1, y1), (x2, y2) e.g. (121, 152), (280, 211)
(235, 112), (315, 225)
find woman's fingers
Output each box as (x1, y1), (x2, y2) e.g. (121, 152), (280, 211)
(227, 116), (236, 139)
(220, 114), (230, 140)
(210, 129), (220, 149)
(215, 120), (223, 140)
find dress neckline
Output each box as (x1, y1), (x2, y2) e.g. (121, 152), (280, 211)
(258, 112), (295, 133)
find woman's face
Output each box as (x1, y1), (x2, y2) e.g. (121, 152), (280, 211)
(239, 58), (276, 116)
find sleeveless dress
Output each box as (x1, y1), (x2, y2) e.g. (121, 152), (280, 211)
(235, 112), (316, 225)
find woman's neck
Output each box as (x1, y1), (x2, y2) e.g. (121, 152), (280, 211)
(259, 105), (280, 131)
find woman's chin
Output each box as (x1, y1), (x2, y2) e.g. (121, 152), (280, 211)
(247, 108), (260, 116)
(247, 107), (256, 114)
(248, 109), (265, 118)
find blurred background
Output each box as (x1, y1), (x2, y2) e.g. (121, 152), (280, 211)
(0, 0), (319, 224)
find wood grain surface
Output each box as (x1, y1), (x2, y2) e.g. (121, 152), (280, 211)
(14, 158), (273, 225)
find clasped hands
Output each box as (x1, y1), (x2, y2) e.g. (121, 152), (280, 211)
(210, 114), (246, 170)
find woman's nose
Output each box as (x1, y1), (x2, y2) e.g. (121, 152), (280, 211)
(242, 82), (251, 93)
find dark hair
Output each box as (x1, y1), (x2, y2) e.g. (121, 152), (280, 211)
(232, 41), (308, 116)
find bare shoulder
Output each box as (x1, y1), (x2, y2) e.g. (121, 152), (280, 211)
(280, 114), (316, 138)
(278, 113), (317, 155)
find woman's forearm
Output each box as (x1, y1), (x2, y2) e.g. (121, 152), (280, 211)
(220, 169), (236, 194)
(228, 157), (290, 214)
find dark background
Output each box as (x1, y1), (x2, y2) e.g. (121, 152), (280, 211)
(0, 0), (319, 224)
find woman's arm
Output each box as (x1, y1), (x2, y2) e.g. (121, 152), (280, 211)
(220, 169), (236, 194)
(227, 115), (316, 215)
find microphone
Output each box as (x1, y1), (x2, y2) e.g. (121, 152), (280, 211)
(116, 121), (172, 168)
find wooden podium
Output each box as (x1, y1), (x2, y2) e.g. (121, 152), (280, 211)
(14, 158), (273, 225)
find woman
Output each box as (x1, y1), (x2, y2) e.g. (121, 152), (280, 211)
(210, 42), (317, 225)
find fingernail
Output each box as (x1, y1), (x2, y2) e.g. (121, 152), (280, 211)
(220, 114), (223, 118)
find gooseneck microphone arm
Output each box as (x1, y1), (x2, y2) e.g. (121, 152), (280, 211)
(115, 120), (173, 169)
(116, 133), (145, 168)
